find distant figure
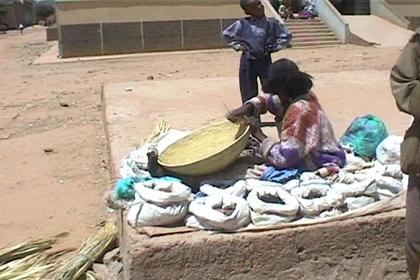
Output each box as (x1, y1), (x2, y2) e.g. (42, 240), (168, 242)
(223, 0), (292, 103)
(279, 3), (295, 20)
(19, 23), (24, 35)
(298, 0), (316, 19)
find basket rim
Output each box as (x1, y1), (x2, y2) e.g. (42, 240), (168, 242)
(158, 120), (250, 168)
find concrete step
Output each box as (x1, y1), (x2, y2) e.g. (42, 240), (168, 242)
(286, 23), (327, 28)
(291, 43), (341, 49)
(291, 28), (333, 34)
(285, 21), (325, 27)
(291, 40), (341, 48)
(286, 25), (330, 31)
(292, 36), (340, 43)
(293, 32), (336, 38)
(285, 18), (322, 23)
(284, 18), (340, 48)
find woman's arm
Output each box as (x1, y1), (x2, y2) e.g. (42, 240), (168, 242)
(260, 103), (310, 169)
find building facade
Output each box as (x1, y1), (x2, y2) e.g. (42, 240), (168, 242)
(55, 0), (244, 58)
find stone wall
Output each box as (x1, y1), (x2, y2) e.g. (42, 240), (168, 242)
(121, 210), (409, 280)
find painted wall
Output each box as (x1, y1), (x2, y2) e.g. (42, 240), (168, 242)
(376, 0), (420, 30)
(315, 0), (349, 43)
(56, 0), (243, 25)
(370, 0), (409, 29)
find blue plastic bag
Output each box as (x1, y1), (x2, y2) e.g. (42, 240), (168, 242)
(340, 114), (389, 160)
(115, 176), (181, 200)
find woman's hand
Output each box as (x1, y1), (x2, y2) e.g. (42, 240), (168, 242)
(246, 117), (267, 142)
(226, 103), (254, 123)
(147, 148), (166, 177)
(246, 164), (267, 179)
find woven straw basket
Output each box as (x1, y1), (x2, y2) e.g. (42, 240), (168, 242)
(158, 120), (250, 176)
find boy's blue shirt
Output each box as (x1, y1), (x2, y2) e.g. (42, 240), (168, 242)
(223, 16), (292, 59)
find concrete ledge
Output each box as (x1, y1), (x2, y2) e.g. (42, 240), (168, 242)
(46, 25), (58, 41)
(121, 209), (408, 280)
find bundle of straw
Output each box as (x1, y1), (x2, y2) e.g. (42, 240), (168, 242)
(0, 233), (67, 265)
(0, 234), (69, 280)
(0, 254), (54, 280)
(144, 119), (170, 144)
(85, 271), (99, 280)
(53, 222), (117, 280)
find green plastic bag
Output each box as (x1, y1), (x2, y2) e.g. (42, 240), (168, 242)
(339, 115), (389, 160)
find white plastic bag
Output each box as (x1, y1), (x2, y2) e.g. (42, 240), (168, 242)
(331, 178), (377, 198)
(376, 176), (404, 194)
(300, 172), (320, 181)
(290, 179), (344, 217)
(186, 195), (250, 230)
(282, 179), (300, 192)
(199, 180), (248, 198)
(319, 208), (343, 218)
(376, 135), (403, 165)
(331, 171), (357, 184)
(248, 186), (300, 226)
(243, 179), (285, 192)
(293, 192), (344, 217)
(291, 179), (331, 198)
(345, 196), (376, 211)
(127, 195), (189, 226)
(343, 151), (368, 171)
(126, 180), (192, 227)
(135, 180), (191, 204)
(381, 164), (403, 180)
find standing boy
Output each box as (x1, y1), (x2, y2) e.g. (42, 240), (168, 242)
(223, 0), (292, 103)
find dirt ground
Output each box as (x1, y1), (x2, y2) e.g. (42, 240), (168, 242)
(0, 26), (406, 249)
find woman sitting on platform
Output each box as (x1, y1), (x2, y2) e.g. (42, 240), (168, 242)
(227, 58), (346, 180)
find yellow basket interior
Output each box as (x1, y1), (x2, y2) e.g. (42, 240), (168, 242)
(159, 121), (249, 167)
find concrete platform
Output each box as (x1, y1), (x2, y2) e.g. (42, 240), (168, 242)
(103, 73), (412, 279)
(103, 72), (411, 176)
(344, 15), (413, 47)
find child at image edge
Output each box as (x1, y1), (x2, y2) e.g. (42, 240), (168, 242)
(223, 0), (292, 103)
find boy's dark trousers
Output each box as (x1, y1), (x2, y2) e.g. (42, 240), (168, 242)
(239, 54), (272, 103)
(406, 176), (420, 280)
